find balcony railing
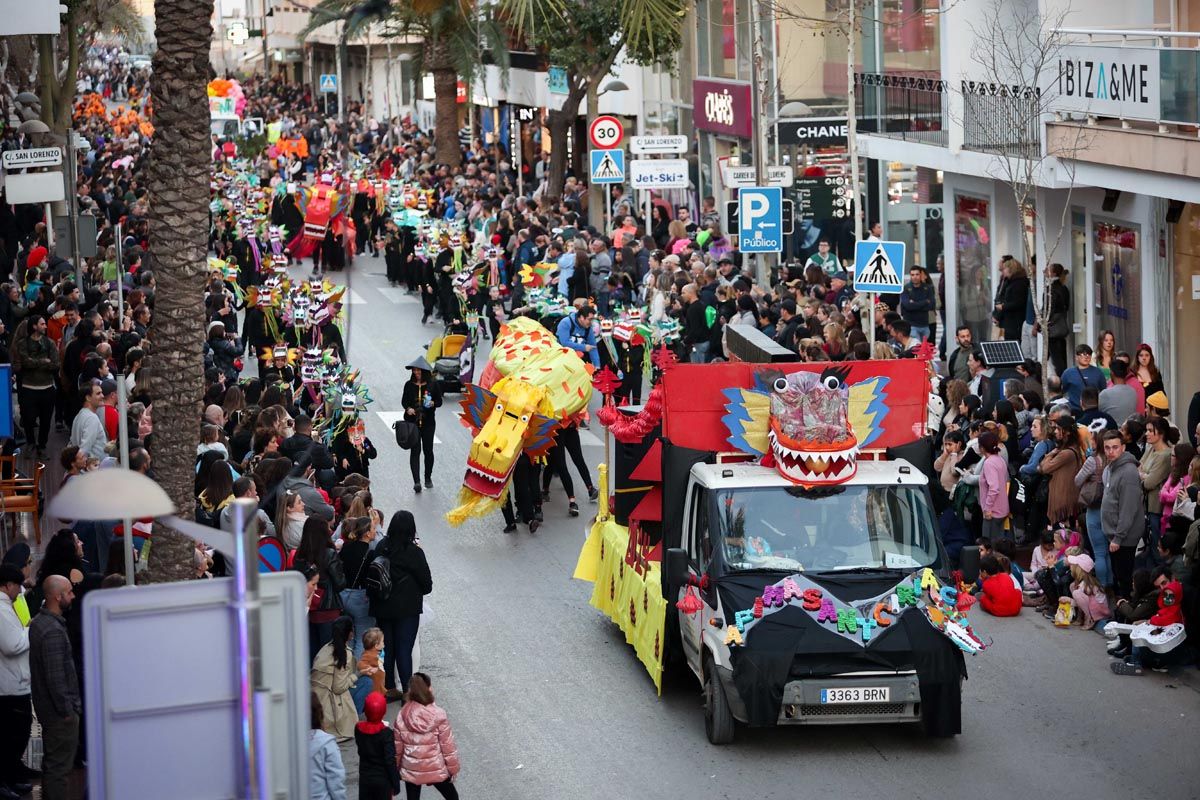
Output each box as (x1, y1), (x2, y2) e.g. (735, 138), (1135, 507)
(960, 81), (1042, 159)
(855, 72), (948, 147)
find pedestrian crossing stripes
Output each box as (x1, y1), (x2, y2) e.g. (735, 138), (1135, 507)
(376, 287), (421, 304)
(375, 411), (442, 444)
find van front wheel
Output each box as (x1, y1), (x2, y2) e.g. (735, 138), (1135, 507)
(703, 657), (735, 745)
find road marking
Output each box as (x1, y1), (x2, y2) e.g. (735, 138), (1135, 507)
(339, 287), (366, 305)
(577, 427), (604, 447)
(375, 411), (442, 444)
(377, 287), (420, 304)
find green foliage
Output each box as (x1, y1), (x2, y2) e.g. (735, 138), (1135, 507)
(529, 0), (681, 90)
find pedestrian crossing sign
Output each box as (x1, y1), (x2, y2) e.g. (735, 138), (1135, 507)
(319, 73), (338, 93)
(590, 148), (625, 184)
(853, 240), (905, 294)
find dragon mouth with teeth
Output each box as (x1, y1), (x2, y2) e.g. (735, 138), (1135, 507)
(767, 366), (860, 486)
(768, 425), (859, 485)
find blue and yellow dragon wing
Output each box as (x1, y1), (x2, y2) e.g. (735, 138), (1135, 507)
(459, 384), (496, 434)
(523, 413), (561, 458)
(848, 376), (890, 449)
(721, 387), (771, 455)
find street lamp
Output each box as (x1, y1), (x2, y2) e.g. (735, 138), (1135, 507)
(777, 100), (814, 119)
(48, 472), (270, 800)
(600, 79), (629, 95)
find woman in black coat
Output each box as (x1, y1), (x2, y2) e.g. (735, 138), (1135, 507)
(401, 358), (443, 493)
(368, 511), (432, 701)
(994, 259), (1030, 342)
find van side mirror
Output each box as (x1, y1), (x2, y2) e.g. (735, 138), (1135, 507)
(665, 547), (689, 590)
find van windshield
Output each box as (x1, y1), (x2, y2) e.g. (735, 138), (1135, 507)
(713, 484), (939, 573)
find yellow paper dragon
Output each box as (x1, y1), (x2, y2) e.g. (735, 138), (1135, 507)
(446, 317), (594, 525)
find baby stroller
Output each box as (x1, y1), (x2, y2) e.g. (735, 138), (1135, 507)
(425, 322), (474, 393)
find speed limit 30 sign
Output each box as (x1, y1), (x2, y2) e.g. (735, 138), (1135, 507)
(588, 115), (624, 149)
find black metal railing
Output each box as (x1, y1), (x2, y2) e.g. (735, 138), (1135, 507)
(855, 72), (948, 147)
(960, 81), (1042, 159)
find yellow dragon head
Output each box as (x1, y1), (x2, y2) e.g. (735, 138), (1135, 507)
(461, 376), (559, 500)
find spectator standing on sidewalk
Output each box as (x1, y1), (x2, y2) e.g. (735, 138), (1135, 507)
(29, 575), (80, 800)
(1101, 430), (1145, 598)
(0, 564), (34, 799)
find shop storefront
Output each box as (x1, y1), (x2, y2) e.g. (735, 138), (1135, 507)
(1171, 204), (1200, 415)
(693, 77), (752, 210)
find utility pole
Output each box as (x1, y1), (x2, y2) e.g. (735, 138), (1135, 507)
(749, 0), (771, 287)
(337, 22), (346, 124)
(66, 131), (82, 288)
(261, 0), (271, 79)
(845, 0), (872, 350)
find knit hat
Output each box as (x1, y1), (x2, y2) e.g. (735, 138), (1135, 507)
(1146, 391), (1169, 411)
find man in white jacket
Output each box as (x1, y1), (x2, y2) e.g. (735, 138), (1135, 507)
(0, 564), (34, 798)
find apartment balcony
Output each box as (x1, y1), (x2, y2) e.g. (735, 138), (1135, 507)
(960, 82), (1041, 159)
(1043, 28), (1200, 181)
(854, 72), (948, 147)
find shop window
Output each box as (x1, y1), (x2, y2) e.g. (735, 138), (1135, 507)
(1093, 221), (1142, 354)
(954, 193), (992, 345)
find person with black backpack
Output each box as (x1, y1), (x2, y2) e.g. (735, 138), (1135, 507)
(368, 511), (432, 702)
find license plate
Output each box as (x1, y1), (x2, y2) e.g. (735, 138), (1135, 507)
(820, 686), (890, 704)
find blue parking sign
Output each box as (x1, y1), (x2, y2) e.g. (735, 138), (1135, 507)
(738, 187), (783, 253)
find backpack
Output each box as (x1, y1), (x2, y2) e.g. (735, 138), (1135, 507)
(364, 552), (393, 603)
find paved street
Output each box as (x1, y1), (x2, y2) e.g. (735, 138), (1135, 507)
(324, 259), (1200, 800)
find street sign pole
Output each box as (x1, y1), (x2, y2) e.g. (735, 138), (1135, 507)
(845, 0), (870, 349)
(749, 0), (768, 286)
(67, 132), (82, 288)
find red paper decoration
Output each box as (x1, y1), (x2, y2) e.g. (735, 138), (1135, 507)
(651, 344), (678, 372)
(591, 366), (622, 397)
(676, 585), (703, 615)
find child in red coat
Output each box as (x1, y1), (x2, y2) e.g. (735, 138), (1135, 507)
(978, 554), (1022, 617)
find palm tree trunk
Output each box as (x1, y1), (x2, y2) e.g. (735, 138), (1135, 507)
(142, 0), (215, 582)
(426, 36), (461, 168)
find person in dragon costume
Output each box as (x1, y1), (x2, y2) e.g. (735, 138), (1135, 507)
(446, 317), (595, 525)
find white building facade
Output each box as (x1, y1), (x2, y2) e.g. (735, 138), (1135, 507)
(857, 0), (1200, 415)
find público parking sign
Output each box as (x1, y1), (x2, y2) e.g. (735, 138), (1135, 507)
(738, 186), (783, 254)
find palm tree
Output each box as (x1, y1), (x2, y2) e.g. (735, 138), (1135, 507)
(141, 0), (216, 581)
(305, 0), (516, 169)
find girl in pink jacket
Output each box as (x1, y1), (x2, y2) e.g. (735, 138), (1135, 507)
(978, 432), (1011, 541)
(394, 672), (460, 798)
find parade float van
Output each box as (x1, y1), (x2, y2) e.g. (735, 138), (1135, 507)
(575, 327), (984, 744)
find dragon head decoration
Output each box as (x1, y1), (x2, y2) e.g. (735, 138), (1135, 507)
(723, 367), (891, 487)
(447, 317), (594, 525)
(459, 377), (559, 500)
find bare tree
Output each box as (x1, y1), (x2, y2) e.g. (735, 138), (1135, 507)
(963, 0), (1093, 398)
